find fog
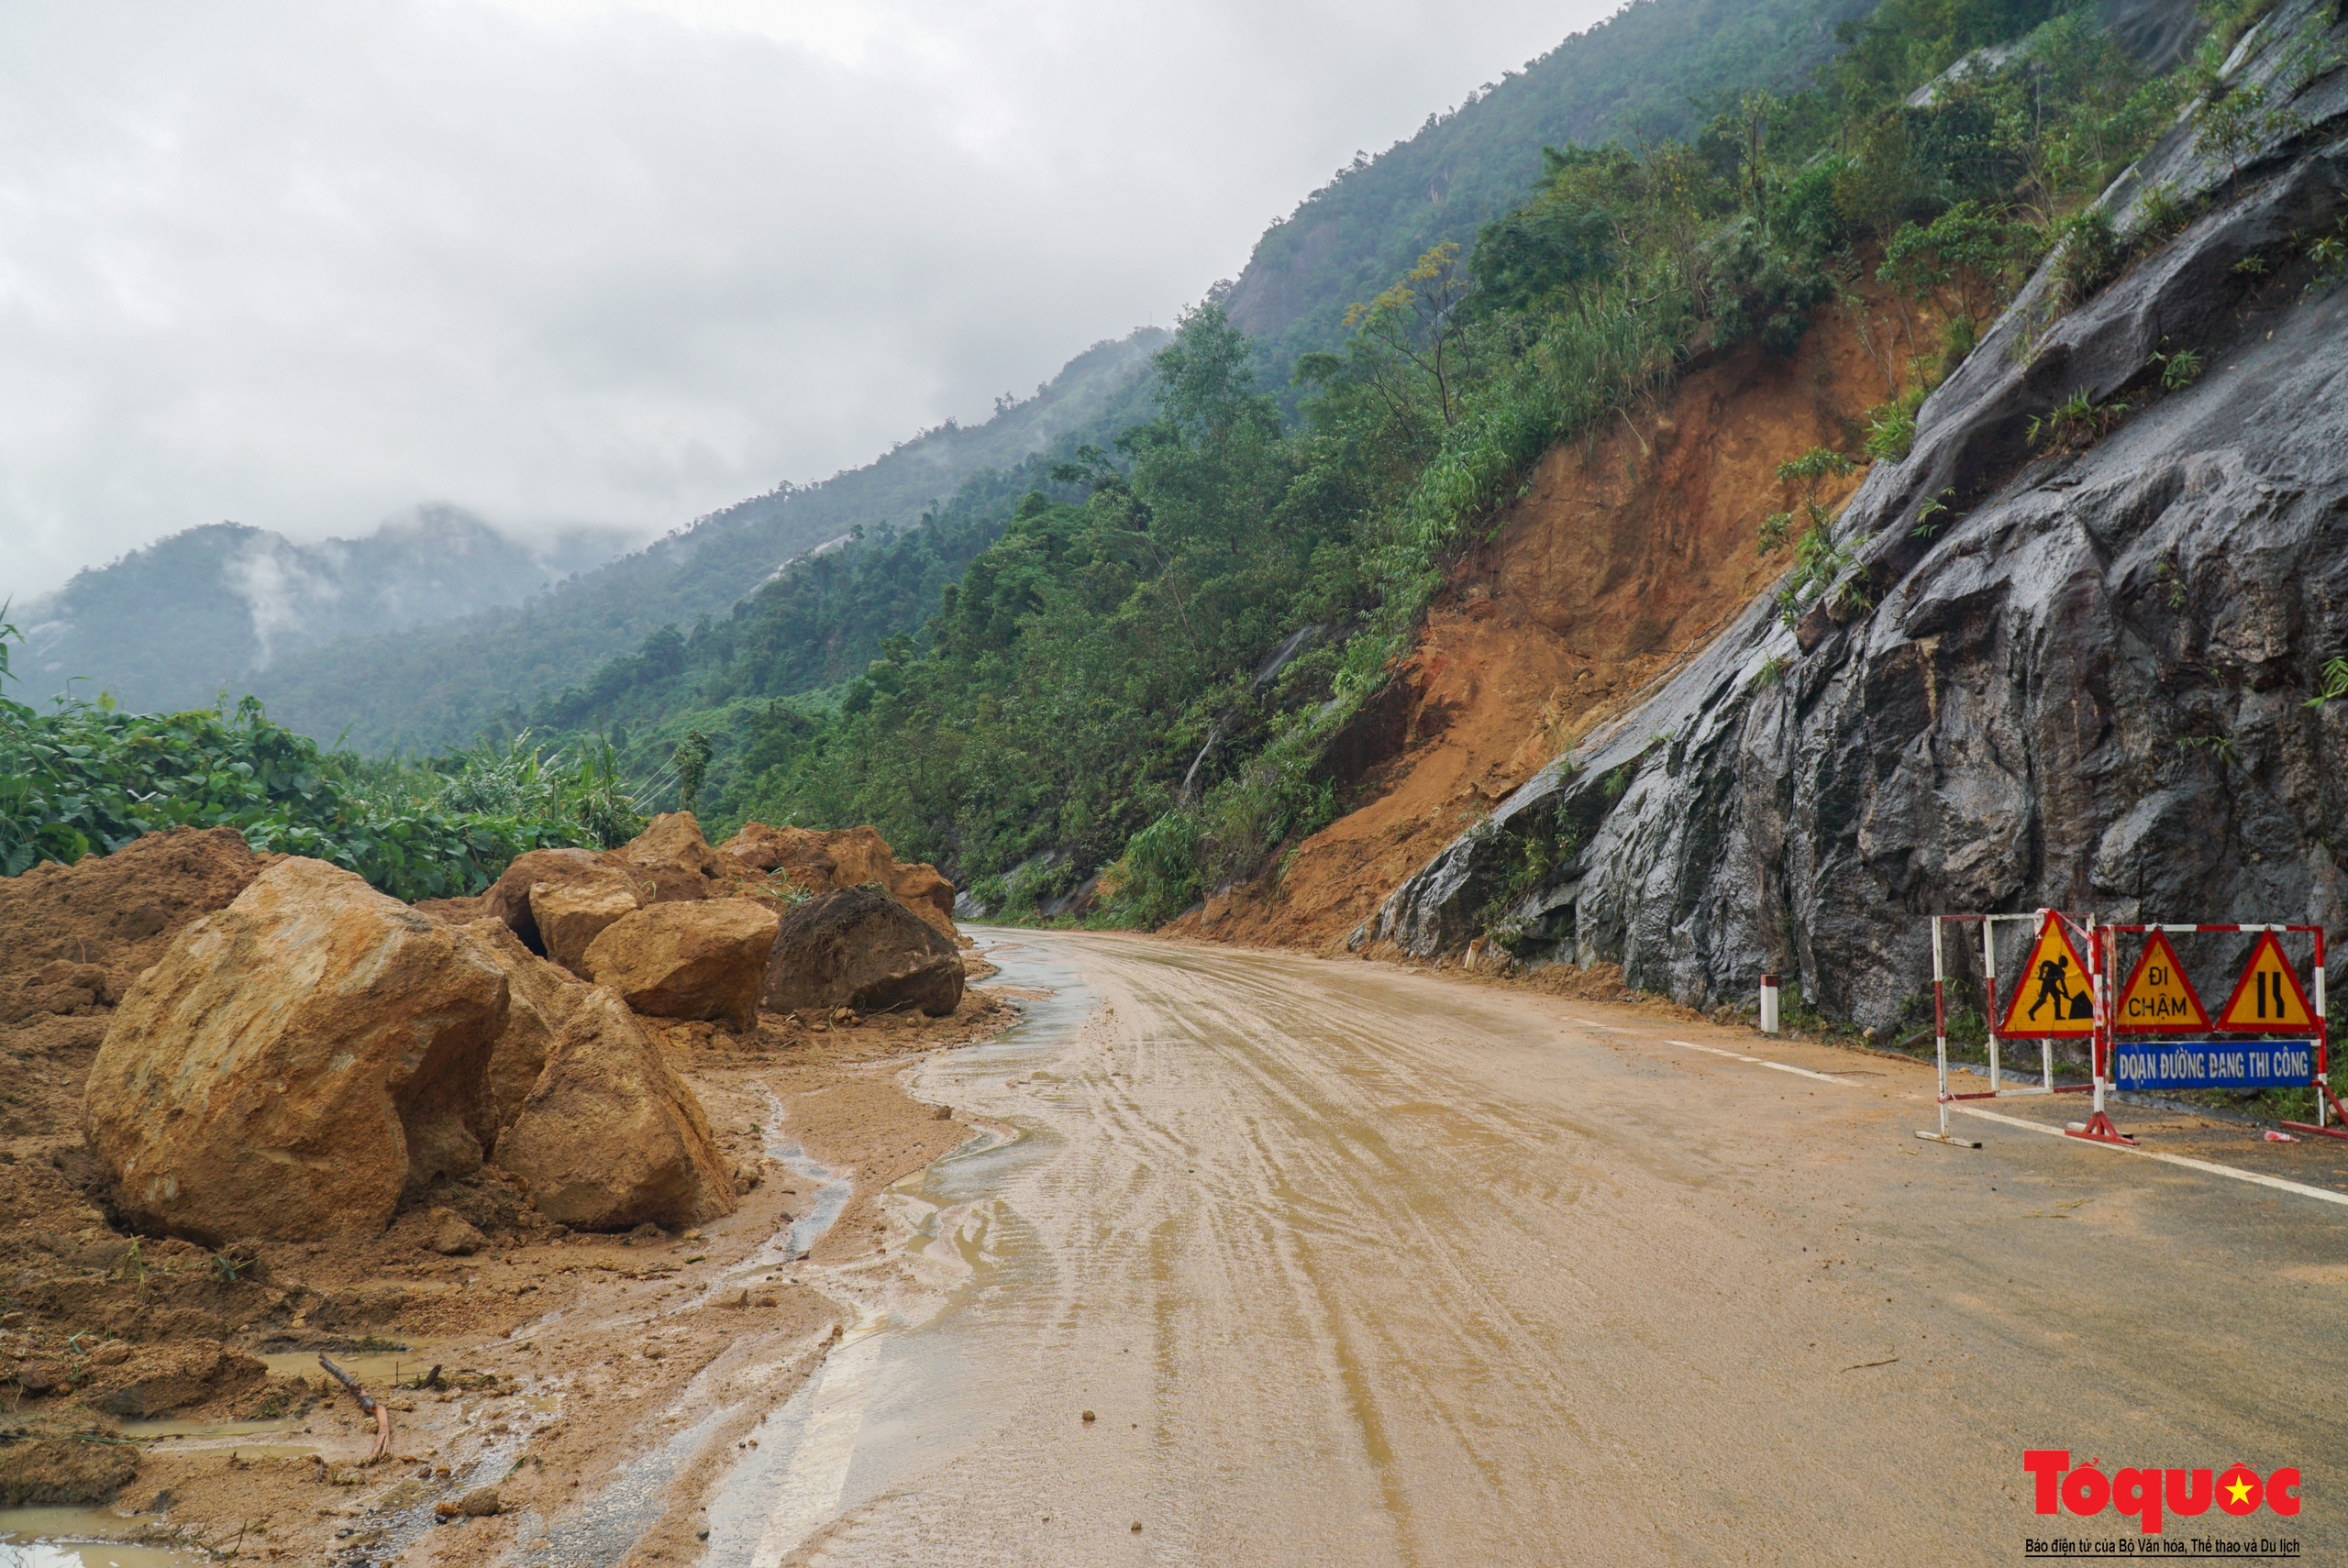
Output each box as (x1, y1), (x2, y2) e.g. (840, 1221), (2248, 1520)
(0, 0), (1620, 599)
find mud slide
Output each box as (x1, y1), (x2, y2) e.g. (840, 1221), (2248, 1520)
(728, 930), (2347, 1562)
(1183, 291), (1925, 953)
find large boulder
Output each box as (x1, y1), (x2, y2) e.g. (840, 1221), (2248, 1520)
(84, 858), (509, 1243)
(763, 886), (965, 1017)
(581, 901), (778, 1031)
(481, 848), (631, 955)
(720, 823), (958, 936)
(491, 988), (737, 1231)
(528, 871), (642, 977)
(460, 920), (589, 1144)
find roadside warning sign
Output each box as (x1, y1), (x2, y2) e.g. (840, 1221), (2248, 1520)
(2216, 932), (2316, 1030)
(1999, 914), (2098, 1037)
(2114, 930), (2210, 1033)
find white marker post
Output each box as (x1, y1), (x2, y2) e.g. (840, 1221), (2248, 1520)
(1918, 914), (1980, 1147)
(1759, 972), (1780, 1034)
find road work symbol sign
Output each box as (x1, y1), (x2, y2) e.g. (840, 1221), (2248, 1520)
(1999, 915), (2098, 1038)
(2216, 932), (2316, 1030)
(2114, 930), (2210, 1033)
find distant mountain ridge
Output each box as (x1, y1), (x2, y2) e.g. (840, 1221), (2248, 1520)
(15, 506), (634, 715)
(231, 327), (1169, 751)
(6, 328), (1166, 740)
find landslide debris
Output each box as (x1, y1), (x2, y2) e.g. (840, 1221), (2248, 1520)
(84, 857), (509, 1243)
(720, 822), (958, 935)
(583, 900), (779, 1032)
(0, 809), (1008, 1545)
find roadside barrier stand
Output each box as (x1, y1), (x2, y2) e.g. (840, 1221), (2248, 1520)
(1759, 973), (1780, 1035)
(2101, 923), (2337, 1143)
(1918, 911), (2079, 1147)
(2066, 917), (2132, 1145)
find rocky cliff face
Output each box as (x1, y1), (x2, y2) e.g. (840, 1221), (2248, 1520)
(1365, 0), (2348, 1027)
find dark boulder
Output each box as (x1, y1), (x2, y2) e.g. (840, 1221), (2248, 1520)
(763, 887), (965, 1017)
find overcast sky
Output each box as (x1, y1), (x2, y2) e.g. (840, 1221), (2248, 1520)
(0, 0), (1620, 600)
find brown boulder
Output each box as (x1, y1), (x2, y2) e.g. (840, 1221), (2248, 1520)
(886, 863), (958, 933)
(460, 920), (588, 1141)
(492, 988), (737, 1231)
(528, 871), (642, 977)
(425, 1207), (487, 1256)
(763, 886), (965, 1017)
(621, 812), (727, 874)
(617, 812), (730, 901)
(84, 857), (509, 1243)
(481, 847), (629, 955)
(581, 901), (779, 1031)
(719, 823), (958, 936)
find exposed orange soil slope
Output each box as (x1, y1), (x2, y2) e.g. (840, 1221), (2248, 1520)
(1186, 292), (1923, 952)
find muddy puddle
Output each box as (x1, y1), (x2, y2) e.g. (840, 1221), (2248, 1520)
(0, 1510), (206, 1568)
(700, 933), (1095, 1564)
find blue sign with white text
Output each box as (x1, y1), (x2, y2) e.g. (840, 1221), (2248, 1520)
(2111, 1039), (2315, 1091)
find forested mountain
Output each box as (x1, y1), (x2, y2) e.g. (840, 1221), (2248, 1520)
(1222, 0), (1878, 374)
(202, 330), (1166, 752)
(13, 507), (633, 715)
(37, 0), (1883, 753)
(521, 0), (2230, 928)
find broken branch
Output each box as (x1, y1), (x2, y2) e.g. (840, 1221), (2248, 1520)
(317, 1353), (394, 1463)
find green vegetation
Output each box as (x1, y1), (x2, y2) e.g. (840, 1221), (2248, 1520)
(3, 603), (624, 897)
(1228, 0), (1891, 378)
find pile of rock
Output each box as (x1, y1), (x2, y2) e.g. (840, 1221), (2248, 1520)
(74, 812), (965, 1244)
(83, 856), (741, 1241)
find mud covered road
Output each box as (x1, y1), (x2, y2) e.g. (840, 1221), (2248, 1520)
(749, 933), (2348, 1564)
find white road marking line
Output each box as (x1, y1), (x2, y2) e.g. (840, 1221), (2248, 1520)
(1628, 1030), (2348, 1212)
(1947, 1104), (2348, 1209)
(1663, 1037), (1856, 1086)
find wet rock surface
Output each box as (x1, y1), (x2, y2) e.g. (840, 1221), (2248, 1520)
(1368, 1), (2348, 1027)
(764, 886), (966, 1017)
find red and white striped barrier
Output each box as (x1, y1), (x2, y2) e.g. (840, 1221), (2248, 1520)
(1917, 913), (2335, 1149)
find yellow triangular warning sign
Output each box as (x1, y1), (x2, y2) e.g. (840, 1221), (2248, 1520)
(2114, 930), (2210, 1033)
(2216, 932), (2315, 1030)
(1999, 914), (2099, 1037)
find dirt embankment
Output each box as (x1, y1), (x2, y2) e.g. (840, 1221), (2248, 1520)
(0, 826), (1018, 1565)
(1181, 287), (1926, 953)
